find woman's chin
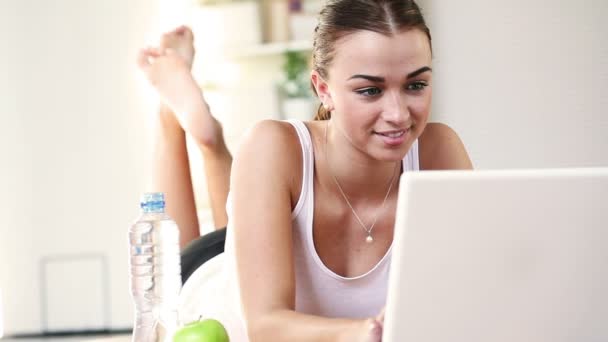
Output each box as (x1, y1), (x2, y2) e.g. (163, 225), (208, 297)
(373, 150), (409, 163)
(373, 141), (415, 162)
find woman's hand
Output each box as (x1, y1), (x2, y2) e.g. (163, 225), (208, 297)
(360, 307), (385, 342)
(340, 308), (384, 342)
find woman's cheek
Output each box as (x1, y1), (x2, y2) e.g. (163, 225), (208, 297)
(411, 96), (432, 121)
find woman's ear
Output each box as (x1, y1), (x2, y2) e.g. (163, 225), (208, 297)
(311, 70), (334, 110)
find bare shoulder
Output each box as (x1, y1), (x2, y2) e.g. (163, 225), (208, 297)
(232, 119), (303, 194)
(237, 119), (301, 157)
(244, 120), (297, 145)
(418, 122), (473, 170)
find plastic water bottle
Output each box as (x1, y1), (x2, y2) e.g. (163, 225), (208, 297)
(129, 192), (181, 342)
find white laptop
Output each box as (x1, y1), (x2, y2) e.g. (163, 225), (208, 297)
(383, 168), (608, 342)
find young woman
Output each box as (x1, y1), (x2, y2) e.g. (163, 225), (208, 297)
(139, 0), (472, 340)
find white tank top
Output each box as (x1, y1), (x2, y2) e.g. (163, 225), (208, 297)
(214, 120), (419, 340)
(286, 119), (419, 317)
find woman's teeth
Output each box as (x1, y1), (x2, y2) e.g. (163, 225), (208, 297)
(377, 130), (405, 138)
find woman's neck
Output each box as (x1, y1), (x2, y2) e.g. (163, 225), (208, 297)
(320, 121), (400, 201)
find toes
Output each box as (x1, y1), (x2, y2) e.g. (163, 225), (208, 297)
(137, 48), (151, 69)
(144, 46), (162, 57)
(137, 47), (163, 68)
(177, 25), (194, 40)
(184, 27), (194, 41)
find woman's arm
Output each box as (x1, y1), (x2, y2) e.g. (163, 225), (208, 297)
(230, 120), (376, 342)
(249, 310), (374, 342)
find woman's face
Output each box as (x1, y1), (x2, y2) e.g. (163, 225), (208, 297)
(317, 28), (433, 162)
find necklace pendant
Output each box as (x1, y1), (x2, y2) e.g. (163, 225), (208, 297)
(365, 235), (374, 243)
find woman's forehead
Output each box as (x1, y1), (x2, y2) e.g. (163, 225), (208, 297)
(329, 29), (432, 79)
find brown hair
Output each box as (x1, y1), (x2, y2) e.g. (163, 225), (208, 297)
(311, 0), (432, 120)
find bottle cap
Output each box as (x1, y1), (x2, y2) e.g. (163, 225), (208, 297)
(140, 192), (165, 213)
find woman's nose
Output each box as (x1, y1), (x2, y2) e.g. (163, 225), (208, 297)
(382, 92), (409, 124)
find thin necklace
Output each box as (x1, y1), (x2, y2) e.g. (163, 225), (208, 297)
(324, 121), (399, 243)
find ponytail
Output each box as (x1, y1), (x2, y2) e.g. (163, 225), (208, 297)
(313, 103), (331, 120)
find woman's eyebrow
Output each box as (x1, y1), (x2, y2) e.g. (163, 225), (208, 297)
(407, 66), (432, 79)
(348, 66), (432, 83)
(348, 74), (385, 83)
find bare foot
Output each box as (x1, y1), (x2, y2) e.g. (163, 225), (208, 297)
(159, 25), (195, 70)
(154, 25), (198, 123)
(138, 46), (200, 110)
(138, 26), (223, 147)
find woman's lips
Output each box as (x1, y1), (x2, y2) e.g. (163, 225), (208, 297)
(374, 129), (408, 146)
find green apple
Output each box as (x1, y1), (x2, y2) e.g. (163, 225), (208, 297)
(173, 318), (230, 342)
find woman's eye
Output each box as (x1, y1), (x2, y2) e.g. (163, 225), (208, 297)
(356, 87), (382, 96)
(407, 81), (428, 91)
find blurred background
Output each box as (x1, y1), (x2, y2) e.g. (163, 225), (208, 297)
(0, 0), (607, 338)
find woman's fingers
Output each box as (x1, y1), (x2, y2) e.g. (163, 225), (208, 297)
(368, 319), (383, 342)
(365, 307), (385, 342)
(376, 307), (385, 327)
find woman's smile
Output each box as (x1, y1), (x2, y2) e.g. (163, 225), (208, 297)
(373, 128), (409, 146)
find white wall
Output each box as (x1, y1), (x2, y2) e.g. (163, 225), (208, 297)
(421, 0), (608, 168)
(0, 0), (159, 335)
